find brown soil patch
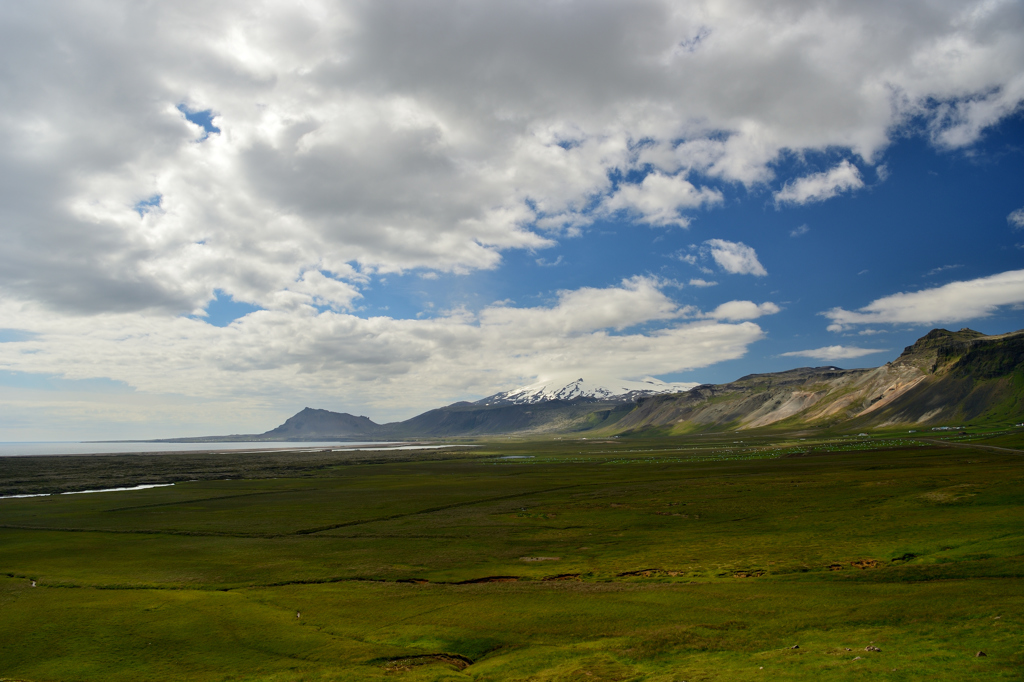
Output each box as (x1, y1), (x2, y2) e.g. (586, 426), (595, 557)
(921, 484), (978, 503)
(827, 563), (843, 571)
(733, 569), (765, 578)
(520, 556), (560, 562)
(543, 573), (581, 581)
(455, 576), (520, 584)
(850, 559), (880, 569)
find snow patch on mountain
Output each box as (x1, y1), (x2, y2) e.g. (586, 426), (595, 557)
(478, 377), (697, 406)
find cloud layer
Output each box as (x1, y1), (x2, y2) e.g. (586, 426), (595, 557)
(2, 0), (1023, 316)
(780, 346), (888, 361)
(825, 269), (1024, 331)
(0, 277), (775, 422)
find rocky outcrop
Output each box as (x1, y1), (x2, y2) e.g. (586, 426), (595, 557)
(260, 407), (383, 439)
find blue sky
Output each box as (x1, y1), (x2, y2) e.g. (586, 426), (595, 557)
(353, 113), (1024, 386)
(1, 0), (1023, 439)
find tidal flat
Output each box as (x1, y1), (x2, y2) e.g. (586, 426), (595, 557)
(1, 432), (1021, 680)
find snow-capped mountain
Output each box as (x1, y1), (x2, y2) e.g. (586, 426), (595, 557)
(477, 377), (697, 406)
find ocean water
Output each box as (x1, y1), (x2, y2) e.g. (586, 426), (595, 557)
(0, 441), (394, 457)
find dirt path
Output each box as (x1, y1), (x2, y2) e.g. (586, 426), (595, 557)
(916, 438), (1024, 455)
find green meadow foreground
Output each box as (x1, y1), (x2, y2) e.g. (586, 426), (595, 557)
(1, 433), (1022, 680)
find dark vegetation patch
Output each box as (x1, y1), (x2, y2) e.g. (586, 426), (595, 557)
(0, 447), (485, 496)
(617, 568), (683, 578)
(375, 653), (473, 671)
(891, 553), (918, 562)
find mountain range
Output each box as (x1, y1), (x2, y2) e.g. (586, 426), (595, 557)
(166, 327), (1024, 442)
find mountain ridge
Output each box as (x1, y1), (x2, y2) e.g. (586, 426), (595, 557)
(478, 377), (698, 406)
(155, 327), (1024, 442)
(614, 327), (1024, 435)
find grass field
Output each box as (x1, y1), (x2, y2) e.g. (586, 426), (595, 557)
(1, 431), (1022, 680)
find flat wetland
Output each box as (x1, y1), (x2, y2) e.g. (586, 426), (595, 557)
(1, 431), (1022, 680)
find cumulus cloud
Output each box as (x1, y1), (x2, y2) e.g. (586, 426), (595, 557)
(0, 1), (1021, 317)
(689, 278), (717, 287)
(790, 224), (809, 237)
(479, 276), (690, 334)
(824, 269), (1024, 331)
(774, 161), (865, 206)
(601, 172), (723, 227)
(780, 346), (888, 361)
(1008, 208), (1024, 229)
(704, 239), (768, 276)
(703, 301), (781, 321)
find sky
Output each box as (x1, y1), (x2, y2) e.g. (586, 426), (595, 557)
(1, 0), (1024, 440)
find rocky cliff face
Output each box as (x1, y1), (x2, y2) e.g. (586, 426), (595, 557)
(843, 328), (1024, 428)
(614, 328), (1024, 433)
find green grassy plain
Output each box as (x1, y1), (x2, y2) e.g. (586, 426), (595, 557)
(1, 432), (1022, 680)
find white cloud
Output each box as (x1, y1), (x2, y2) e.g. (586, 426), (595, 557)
(0, 277), (771, 435)
(825, 268), (1024, 331)
(704, 301), (781, 321)
(678, 253), (699, 266)
(1008, 207), (1024, 229)
(0, 1), (1020, 318)
(704, 239), (768, 276)
(790, 224), (809, 237)
(924, 264), (963, 277)
(282, 270), (363, 311)
(780, 346), (888, 361)
(689, 278), (717, 287)
(479, 276), (690, 334)
(774, 160), (865, 206)
(602, 172), (723, 227)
